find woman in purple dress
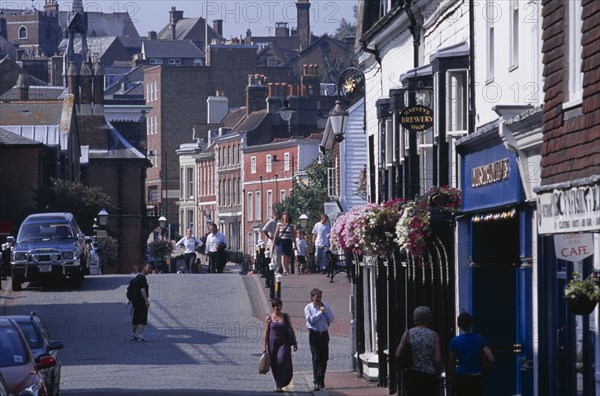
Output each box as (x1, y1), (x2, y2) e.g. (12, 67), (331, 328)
(263, 297), (298, 392)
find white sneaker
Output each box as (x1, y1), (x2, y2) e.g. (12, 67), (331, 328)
(128, 334), (138, 342)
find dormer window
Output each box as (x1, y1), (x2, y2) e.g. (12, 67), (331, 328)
(149, 58), (163, 65)
(168, 58), (181, 66)
(18, 26), (27, 39)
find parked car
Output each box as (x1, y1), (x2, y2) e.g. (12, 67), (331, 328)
(5, 313), (63, 396)
(0, 317), (56, 396)
(85, 237), (101, 275)
(9, 212), (89, 291)
(0, 372), (10, 396)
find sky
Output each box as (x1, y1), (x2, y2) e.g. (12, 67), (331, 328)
(70, 0), (356, 39)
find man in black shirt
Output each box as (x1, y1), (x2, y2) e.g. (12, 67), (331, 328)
(129, 264), (152, 342)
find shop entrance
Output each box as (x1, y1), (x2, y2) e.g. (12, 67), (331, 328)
(556, 257), (597, 396)
(470, 215), (533, 396)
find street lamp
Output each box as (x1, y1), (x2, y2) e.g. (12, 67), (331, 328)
(278, 99), (294, 122)
(158, 215), (167, 240)
(97, 209), (109, 227)
(329, 100), (349, 143)
(299, 213), (308, 229)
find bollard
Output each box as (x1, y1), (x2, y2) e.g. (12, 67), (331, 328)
(268, 262), (277, 300)
(275, 273), (283, 299)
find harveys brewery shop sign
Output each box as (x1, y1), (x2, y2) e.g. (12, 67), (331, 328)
(400, 105), (433, 132)
(537, 183), (600, 234)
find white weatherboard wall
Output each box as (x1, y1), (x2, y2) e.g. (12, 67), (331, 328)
(340, 98), (367, 211)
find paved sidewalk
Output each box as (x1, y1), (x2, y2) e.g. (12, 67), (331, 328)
(252, 269), (390, 396)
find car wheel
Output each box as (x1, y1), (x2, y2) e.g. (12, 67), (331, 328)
(11, 276), (22, 291)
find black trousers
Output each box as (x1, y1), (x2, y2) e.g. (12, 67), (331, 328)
(309, 330), (329, 386)
(208, 250), (226, 273)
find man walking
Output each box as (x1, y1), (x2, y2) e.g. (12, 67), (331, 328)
(312, 214), (331, 273)
(262, 211), (282, 272)
(304, 288), (335, 391)
(129, 263), (152, 343)
(205, 223), (228, 273)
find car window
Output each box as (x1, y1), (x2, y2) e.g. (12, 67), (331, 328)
(16, 321), (42, 349)
(0, 325), (28, 367)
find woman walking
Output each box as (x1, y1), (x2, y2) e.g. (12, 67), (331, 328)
(448, 312), (494, 396)
(263, 298), (298, 392)
(272, 211), (297, 275)
(395, 306), (442, 396)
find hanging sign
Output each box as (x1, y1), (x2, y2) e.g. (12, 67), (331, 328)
(537, 183), (600, 234)
(400, 105), (434, 132)
(553, 233), (594, 262)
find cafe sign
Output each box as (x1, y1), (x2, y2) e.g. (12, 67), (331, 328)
(553, 233), (593, 262)
(400, 105), (433, 132)
(537, 183), (600, 234)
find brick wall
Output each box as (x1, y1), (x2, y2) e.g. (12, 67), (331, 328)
(540, 0), (600, 185)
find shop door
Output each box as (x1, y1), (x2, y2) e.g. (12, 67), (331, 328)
(472, 263), (516, 396)
(556, 258), (597, 396)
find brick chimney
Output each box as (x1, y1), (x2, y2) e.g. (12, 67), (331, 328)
(207, 90), (229, 124)
(169, 7), (183, 39)
(246, 74), (268, 114)
(296, 0), (311, 50)
(67, 61), (79, 105)
(79, 60), (93, 115)
(213, 19), (223, 36)
(16, 73), (29, 101)
(301, 64), (320, 98)
(43, 0), (59, 13)
(92, 59), (104, 115)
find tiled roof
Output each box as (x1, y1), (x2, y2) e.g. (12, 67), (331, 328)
(157, 17), (224, 41)
(1, 125), (66, 148)
(0, 127), (44, 146)
(231, 110), (269, 133)
(58, 11), (140, 38)
(221, 108), (247, 129)
(0, 56), (48, 96)
(0, 102), (63, 125)
(0, 86), (65, 101)
(58, 36), (120, 56)
(142, 39), (204, 59)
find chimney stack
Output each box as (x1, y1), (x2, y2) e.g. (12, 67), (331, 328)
(79, 60), (93, 115)
(169, 7), (184, 39)
(16, 73), (29, 101)
(213, 19), (223, 36)
(207, 90), (229, 124)
(92, 59), (105, 115)
(296, 0), (311, 50)
(67, 61), (79, 104)
(148, 31), (157, 40)
(301, 63), (320, 98)
(246, 74), (269, 114)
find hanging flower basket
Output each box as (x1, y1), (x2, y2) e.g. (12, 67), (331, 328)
(564, 271), (600, 315)
(566, 295), (597, 315)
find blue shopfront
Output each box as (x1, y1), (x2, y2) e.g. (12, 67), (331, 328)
(536, 180), (600, 396)
(456, 125), (534, 396)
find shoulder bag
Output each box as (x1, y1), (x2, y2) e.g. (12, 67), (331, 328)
(274, 224), (290, 247)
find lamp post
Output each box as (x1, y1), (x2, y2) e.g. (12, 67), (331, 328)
(329, 66), (367, 375)
(299, 213), (308, 229)
(158, 215), (167, 240)
(95, 209), (109, 239)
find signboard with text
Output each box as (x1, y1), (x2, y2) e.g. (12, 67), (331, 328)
(537, 183), (600, 234)
(553, 233), (594, 262)
(400, 105), (434, 132)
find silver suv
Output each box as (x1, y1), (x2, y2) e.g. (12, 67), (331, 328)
(10, 212), (89, 291)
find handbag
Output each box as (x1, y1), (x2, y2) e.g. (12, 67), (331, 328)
(395, 329), (412, 368)
(258, 352), (271, 374)
(480, 335), (493, 375)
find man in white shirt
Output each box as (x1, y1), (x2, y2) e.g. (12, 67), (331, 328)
(262, 211), (282, 271)
(312, 214), (331, 273)
(205, 223), (228, 273)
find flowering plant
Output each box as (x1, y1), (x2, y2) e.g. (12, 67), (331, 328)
(395, 186), (462, 258)
(330, 204), (376, 254)
(564, 271), (600, 303)
(361, 198), (404, 256)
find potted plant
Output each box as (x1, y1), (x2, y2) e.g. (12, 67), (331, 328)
(564, 271), (600, 315)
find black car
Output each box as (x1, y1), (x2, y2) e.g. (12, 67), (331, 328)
(5, 313), (63, 396)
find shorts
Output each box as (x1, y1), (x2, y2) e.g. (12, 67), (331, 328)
(278, 238), (294, 257)
(296, 255), (306, 263)
(132, 304), (148, 325)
